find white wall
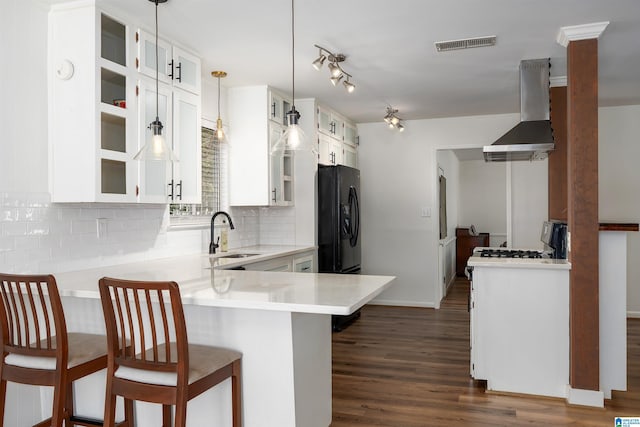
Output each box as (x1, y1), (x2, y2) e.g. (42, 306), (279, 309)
(599, 105), (640, 316)
(458, 160), (507, 247)
(510, 160), (548, 249)
(358, 113), (520, 307)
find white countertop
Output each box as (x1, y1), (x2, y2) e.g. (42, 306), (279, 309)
(54, 251), (396, 315)
(467, 256), (571, 270)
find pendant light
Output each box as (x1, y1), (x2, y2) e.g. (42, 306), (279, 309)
(211, 71), (227, 142)
(134, 0), (177, 162)
(271, 0), (317, 155)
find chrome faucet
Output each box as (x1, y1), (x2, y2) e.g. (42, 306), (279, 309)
(209, 211), (235, 254)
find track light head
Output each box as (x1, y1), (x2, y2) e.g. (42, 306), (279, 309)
(343, 79), (355, 93)
(312, 54), (326, 70)
(327, 62), (342, 78)
(330, 74), (343, 86)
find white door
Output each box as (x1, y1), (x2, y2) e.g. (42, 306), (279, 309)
(172, 89), (201, 204)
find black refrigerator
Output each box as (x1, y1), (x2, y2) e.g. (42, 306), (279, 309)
(317, 164), (361, 331)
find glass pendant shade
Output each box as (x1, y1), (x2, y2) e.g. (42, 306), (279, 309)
(134, 119), (178, 161)
(215, 117), (225, 141)
(271, 110), (317, 155)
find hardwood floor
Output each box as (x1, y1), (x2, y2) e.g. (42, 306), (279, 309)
(332, 278), (640, 426)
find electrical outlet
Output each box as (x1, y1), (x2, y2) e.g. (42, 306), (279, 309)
(97, 218), (108, 239)
(421, 207), (431, 217)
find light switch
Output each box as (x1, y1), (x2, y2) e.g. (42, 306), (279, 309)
(421, 207), (431, 217)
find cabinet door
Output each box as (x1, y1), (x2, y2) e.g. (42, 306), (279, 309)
(331, 114), (345, 140)
(317, 134), (333, 165)
(171, 46), (201, 95)
(269, 123), (293, 206)
(317, 106), (332, 135)
(269, 91), (291, 125)
(244, 256), (293, 272)
(344, 122), (357, 145)
(342, 143), (357, 168)
(331, 139), (343, 165)
(172, 89), (201, 204)
(293, 254), (314, 272)
(137, 78), (172, 202)
(137, 30), (171, 84)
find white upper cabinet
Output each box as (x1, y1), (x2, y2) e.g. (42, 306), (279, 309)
(50, 5), (138, 202)
(228, 86), (294, 207)
(49, 3), (201, 204)
(316, 104), (357, 167)
(269, 91), (292, 126)
(137, 30), (201, 95)
(170, 89), (201, 203)
(137, 78), (172, 203)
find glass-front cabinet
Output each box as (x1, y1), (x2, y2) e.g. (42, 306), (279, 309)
(49, 3), (201, 204)
(228, 86), (295, 207)
(50, 5), (138, 202)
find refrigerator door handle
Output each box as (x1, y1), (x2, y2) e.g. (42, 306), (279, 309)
(349, 186), (360, 247)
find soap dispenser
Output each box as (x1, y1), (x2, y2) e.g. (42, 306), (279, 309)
(220, 219), (229, 252)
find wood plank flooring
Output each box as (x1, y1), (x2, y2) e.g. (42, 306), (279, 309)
(331, 278), (640, 426)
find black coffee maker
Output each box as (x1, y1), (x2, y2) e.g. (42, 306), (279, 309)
(541, 221), (568, 259)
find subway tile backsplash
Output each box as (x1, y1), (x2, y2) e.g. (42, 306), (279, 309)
(0, 193), (299, 274)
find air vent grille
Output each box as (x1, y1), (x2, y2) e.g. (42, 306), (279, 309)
(435, 36), (497, 52)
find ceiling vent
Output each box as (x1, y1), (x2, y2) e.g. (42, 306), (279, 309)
(434, 36), (497, 52)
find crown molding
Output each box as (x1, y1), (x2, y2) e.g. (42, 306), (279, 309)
(556, 22), (609, 47)
(550, 76), (568, 87)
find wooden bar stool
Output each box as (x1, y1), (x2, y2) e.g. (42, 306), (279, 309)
(0, 273), (130, 427)
(98, 277), (242, 427)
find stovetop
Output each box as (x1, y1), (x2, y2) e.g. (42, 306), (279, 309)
(475, 248), (550, 259)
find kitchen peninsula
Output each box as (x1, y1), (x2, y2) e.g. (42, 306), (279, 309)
(32, 249), (395, 427)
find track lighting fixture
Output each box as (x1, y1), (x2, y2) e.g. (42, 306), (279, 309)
(384, 107), (405, 131)
(312, 44), (355, 93)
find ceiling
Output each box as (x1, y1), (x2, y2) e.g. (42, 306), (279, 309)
(75, 0), (640, 124)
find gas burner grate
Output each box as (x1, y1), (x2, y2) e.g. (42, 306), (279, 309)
(480, 249), (544, 259)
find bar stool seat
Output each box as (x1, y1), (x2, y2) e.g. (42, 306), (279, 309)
(4, 333), (107, 371)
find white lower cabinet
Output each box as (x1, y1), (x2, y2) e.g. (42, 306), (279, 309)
(241, 251), (315, 273)
(293, 254), (314, 273)
(243, 257), (293, 272)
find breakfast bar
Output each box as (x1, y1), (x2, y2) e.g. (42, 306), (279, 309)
(32, 254), (395, 427)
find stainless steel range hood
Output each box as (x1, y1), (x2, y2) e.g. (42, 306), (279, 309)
(483, 59), (554, 162)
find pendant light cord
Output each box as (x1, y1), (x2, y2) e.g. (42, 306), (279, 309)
(155, 0), (159, 121)
(217, 76), (221, 120)
(290, 0), (295, 110)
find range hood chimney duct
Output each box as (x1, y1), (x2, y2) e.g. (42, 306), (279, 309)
(483, 58), (554, 162)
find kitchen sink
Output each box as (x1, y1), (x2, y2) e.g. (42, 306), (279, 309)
(217, 253), (260, 259)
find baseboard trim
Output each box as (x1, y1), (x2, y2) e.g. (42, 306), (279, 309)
(565, 385), (604, 408)
(627, 311), (640, 319)
(368, 299), (436, 309)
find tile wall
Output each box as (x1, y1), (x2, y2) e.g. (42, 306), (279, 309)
(0, 193), (299, 274)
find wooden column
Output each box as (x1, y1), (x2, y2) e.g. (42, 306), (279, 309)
(567, 38), (599, 391)
(548, 86), (568, 221)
